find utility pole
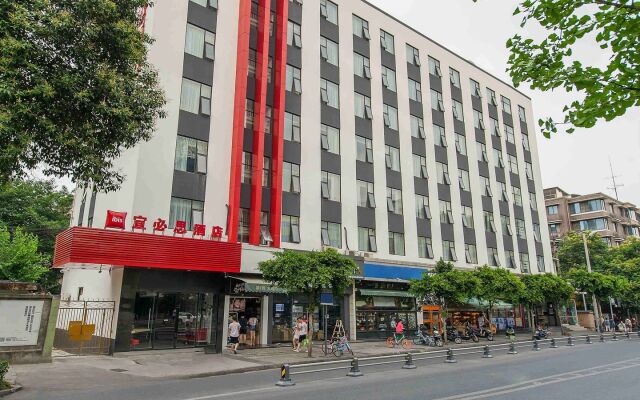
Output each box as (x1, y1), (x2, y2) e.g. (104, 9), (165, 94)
(607, 158), (623, 200)
(582, 233), (601, 333)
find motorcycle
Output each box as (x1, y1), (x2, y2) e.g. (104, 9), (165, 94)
(413, 326), (444, 347)
(458, 325), (479, 343)
(533, 328), (549, 340)
(446, 327), (463, 344)
(473, 327), (495, 341)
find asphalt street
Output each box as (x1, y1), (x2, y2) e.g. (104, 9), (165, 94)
(13, 339), (640, 400)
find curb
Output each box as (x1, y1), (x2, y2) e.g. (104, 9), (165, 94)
(0, 384), (23, 398)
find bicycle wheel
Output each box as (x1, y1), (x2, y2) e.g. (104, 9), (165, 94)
(454, 337), (462, 344)
(472, 335), (479, 343)
(401, 338), (413, 349)
(332, 344), (343, 357)
(435, 339), (444, 347)
(386, 337), (395, 348)
(412, 336), (424, 345)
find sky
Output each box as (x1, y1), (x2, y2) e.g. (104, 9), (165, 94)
(368, 0), (640, 205)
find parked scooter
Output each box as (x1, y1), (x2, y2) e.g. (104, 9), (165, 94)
(460, 325), (480, 342)
(473, 326), (495, 341)
(413, 325), (444, 347)
(533, 327), (549, 340)
(446, 327), (463, 344)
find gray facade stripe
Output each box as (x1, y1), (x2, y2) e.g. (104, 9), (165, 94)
(416, 218), (431, 237)
(437, 184), (451, 201)
(357, 207), (376, 229)
(356, 161), (375, 182)
(183, 54), (214, 85)
(386, 170), (402, 189)
(463, 228), (476, 245)
(440, 223), (455, 241)
(283, 140), (302, 164)
(321, 200), (342, 224)
(321, 151), (342, 174)
(177, 111), (211, 142)
(282, 192), (301, 217)
(388, 213), (404, 233)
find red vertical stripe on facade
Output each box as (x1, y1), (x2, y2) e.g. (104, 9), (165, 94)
(249, 0), (272, 245)
(227, 0), (252, 243)
(269, 0), (289, 248)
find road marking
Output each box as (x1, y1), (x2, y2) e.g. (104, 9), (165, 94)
(432, 357), (640, 400)
(180, 387), (279, 400)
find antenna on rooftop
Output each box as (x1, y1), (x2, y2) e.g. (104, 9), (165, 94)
(607, 157), (623, 200)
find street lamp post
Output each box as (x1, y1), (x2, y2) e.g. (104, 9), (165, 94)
(582, 233), (601, 333)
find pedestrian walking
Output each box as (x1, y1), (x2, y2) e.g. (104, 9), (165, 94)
(248, 316), (258, 348)
(600, 315), (605, 332)
(228, 316), (241, 354)
(292, 318), (300, 351)
(625, 317), (632, 333)
(395, 318), (405, 342)
(296, 317), (308, 352)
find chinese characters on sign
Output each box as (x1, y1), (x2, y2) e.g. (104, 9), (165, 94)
(0, 300), (44, 347)
(104, 210), (224, 241)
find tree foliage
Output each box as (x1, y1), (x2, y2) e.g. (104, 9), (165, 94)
(504, 0), (640, 136)
(0, 225), (49, 283)
(565, 268), (629, 300)
(474, 265), (525, 318)
(557, 231), (611, 274)
(410, 265), (479, 307)
(0, 0), (166, 191)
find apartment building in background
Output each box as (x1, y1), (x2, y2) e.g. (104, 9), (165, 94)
(53, 0), (553, 353)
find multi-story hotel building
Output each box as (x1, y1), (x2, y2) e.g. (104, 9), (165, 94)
(54, 0), (553, 352)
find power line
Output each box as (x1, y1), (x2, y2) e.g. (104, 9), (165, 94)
(607, 157), (624, 200)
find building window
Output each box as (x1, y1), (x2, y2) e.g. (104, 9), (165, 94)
(320, 0), (338, 24)
(480, 176), (492, 197)
(537, 256), (545, 273)
(428, 56), (442, 77)
(487, 88), (498, 106)
(494, 148), (505, 168)
(238, 208), (250, 243)
(180, 78), (211, 116)
(436, 162), (450, 185)
(248, 49), (257, 77)
(518, 105), (527, 122)
(501, 95), (512, 114)
(473, 110), (485, 131)
(453, 100), (465, 121)
(259, 157), (271, 187)
(529, 192), (537, 211)
(383, 104), (399, 130)
(498, 182), (509, 202)
(413, 155), (428, 179)
(169, 197), (204, 230)
(549, 223), (559, 235)
(569, 199), (605, 214)
(515, 218), (526, 239)
(431, 89), (445, 111)
(356, 136), (374, 163)
(484, 211), (496, 233)
(488, 247), (500, 267)
(525, 162), (534, 180)
(386, 187), (403, 215)
(501, 215), (513, 236)
(321, 171), (341, 201)
(461, 206), (474, 228)
(320, 79), (340, 108)
(571, 218), (609, 231)
(465, 244), (478, 264)
(508, 155), (519, 174)
(321, 124), (340, 154)
(410, 115), (426, 139)
(353, 52), (371, 78)
(505, 124), (515, 144)
(355, 93), (373, 119)
(408, 79), (422, 102)
(470, 79), (481, 97)
(406, 44), (421, 66)
(505, 251), (517, 269)
(389, 232), (405, 256)
(250, 2), (258, 26)
(244, 99), (254, 128)
(286, 64), (302, 93)
(320, 36), (339, 66)
(185, 24), (215, 60)
(459, 169), (471, 192)
(490, 117), (500, 137)
(357, 180), (376, 208)
(418, 237), (434, 259)
(190, 0), (218, 8)
(281, 215), (301, 243)
(385, 145), (401, 172)
(455, 134), (467, 155)
(380, 30), (395, 54)
(440, 200), (454, 224)
(260, 212), (272, 245)
(477, 142), (489, 163)
(433, 124), (447, 147)
(520, 253), (530, 273)
(358, 227), (377, 252)
(513, 186), (523, 207)
(449, 68), (461, 88)
(283, 162), (301, 193)
(288, 21), (302, 47)
(416, 195), (431, 219)
(241, 151), (252, 184)
(522, 135), (530, 152)
(321, 221), (342, 248)
(174, 136), (207, 174)
(381, 66), (397, 92)
(353, 15), (370, 39)
(284, 112), (301, 142)
(442, 240), (457, 261)
(533, 223), (542, 242)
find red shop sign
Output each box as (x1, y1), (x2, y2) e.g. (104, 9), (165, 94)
(105, 210), (127, 230)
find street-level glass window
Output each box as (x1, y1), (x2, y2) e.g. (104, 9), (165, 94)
(452, 100), (464, 121)
(525, 162), (534, 180)
(320, 0), (338, 24)
(321, 171), (341, 202)
(281, 215), (301, 243)
(386, 187), (403, 215)
(381, 66), (397, 92)
(356, 136), (374, 163)
(537, 256), (545, 273)
(175, 136), (208, 174)
(413, 155), (428, 179)
(520, 253), (530, 273)
(501, 95), (512, 114)
(389, 232), (405, 256)
(436, 162), (450, 185)
(508, 154), (519, 174)
(286, 65), (302, 94)
(442, 240), (457, 262)
(488, 247), (500, 267)
(321, 124), (340, 154)
(238, 208), (250, 243)
(169, 197), (204, 230)
(473, 110), (485, 130)
(262, 157), (271, 187)
(284, 112), (301, 142)
(516, 219), (526, 239)
(411, 115), (426, 139)
(355, 93), (373, 119)
(383, 104), (399, 130)
(353, 15), (370, 39)
(418, 237), (434, 259)
(449, 68), (461, 88)
(288, 21), (302, 47)
(320, 36), (339, 66)
(518, 105), (527, 122)
(428, 56), (442, 77)
(321, 221), (342, 248)
(455, 134), (467, 156)
(505, 251), (517, 269)
(408, 79), (422, 102)
(501, 215), (513, 236)
(358, 227), (377, 252)
(465, 244), (478, 264)
(484, 211), (496, 233)
(282, 162), (301, 193)
(320, 79), (340, 109)
(505, 124), (515, 143)
(477, 142), (489, 163)
(480, 176), (492, 197)
(461, 206), (474, 228)
(357, 180), (376, 208)
(353, 52), (371, 78)
(180, 78), (211, 116)
(241, 151), (252, 184)
(494, 148), (505, 168)
(513, 186), (523, 207)
(431, 90), (445, 111)
(487, 88), (498, 106)
(470, 79), (482, 97)
(440, 200), (453, 224)
(433, 124), (447, 147)
(385, 145), (401, 171)
(416, 195), (431, 220)
(380, 30), (395, 54)
(459, 169), (471, 192)
(185, 24), (216, 60)
(406, 44), (421, 66)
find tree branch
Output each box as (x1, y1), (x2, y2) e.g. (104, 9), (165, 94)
(592, 0), (640, 11)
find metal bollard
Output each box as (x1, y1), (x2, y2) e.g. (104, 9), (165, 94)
(275, 364), (295, 387)
(586, 335), (592, 344)
(637, 330), (640, 339)
(445, 348), (457, 363)
(600, 334), (605, 343)
(612, 331), (619, 341)
(532, 339), (541, 351)
(550, 337), (558, 348)
(567, 336), (575, 347)
(482, 345), (493, 358)
(347, 357), (364, 377)
(402, 353), (417, 369)
(625, 331), (630, 339)
(508, 341), (518, 355)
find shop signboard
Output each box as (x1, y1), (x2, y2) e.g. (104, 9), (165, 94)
(320, 293), (334, 306)
(0, 299), (44, 347)
(103, 210), (224, 240)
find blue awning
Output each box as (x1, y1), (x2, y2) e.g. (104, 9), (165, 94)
(362, 263), (430, 281)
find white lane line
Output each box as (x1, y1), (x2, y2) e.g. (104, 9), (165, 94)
(180, 386), (279, 400)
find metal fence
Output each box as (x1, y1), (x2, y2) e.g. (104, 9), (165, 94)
(275, 331), (640, 386)
(54, 300), (116, 355)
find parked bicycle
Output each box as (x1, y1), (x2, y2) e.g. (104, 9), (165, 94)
(331, 335), (353, 357)
(386, 333), (413, 349)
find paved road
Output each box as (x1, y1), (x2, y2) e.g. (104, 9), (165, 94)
(14, 340), (640, 400)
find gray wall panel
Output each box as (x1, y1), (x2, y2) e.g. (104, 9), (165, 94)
(440, 223), (455, 241)
(431, 110), (445, 127)
(172, 170), (207, 202)
(182, 54), (214, 85)
(321, 200), (342, 223)
(353, 36), (370, 57)
(321, 151), (341, 174)
(320, 19), (339, 42)
(388, 214), (404, 233)
(384, 129), (400, 147)
(321, 105), (341, 127)
(463, 228), (477, 244)
(386, 170), (402, 189)
(357, 207), (376, 229)
(283, 140), (301, 164)
(412, 137), (426, 156)
(482, 196), (493, 212)
(485, 232), (497, 248)
(177, 111), (210, 141)
(414, 178), (429, 196)
(282, 193), (301, 216)
(356, 161), (375, 182)
(354, 77), (372, 97)
(416, 219), (431, 237)
(429, 75), (442, 92)
(187, 4), (217, 32)
(355, 116), (373, 138)
(437, 184), (451, 201)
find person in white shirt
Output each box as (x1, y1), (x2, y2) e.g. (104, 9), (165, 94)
(296, 318), (308, 352)
(228, 316), (241, 354)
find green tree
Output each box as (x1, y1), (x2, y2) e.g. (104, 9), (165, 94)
(565, 268), (629, 320)
(0, 0), (166, 191)
(503, 0), (640, 136)
(259, 249), (358, 357)
(607, 238), (640, 313)
(474, 265), (525, 322)
(520, 274), (574, 335)
(557, 231), (611, 274)
(0, 225), (49, 283)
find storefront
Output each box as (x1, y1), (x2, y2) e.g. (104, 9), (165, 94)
(447, 299), (527, 332)
(421, 305), (442, 334)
